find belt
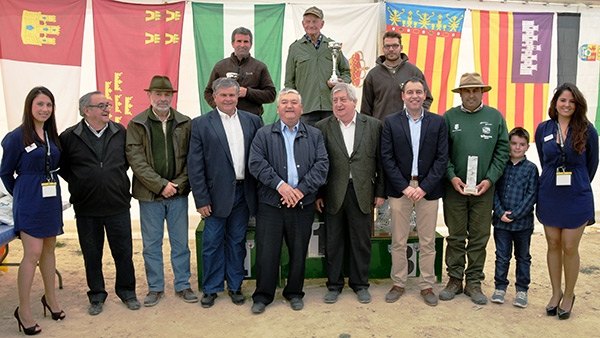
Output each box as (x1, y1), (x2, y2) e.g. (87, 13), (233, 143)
(410, 176), (419, 180)
(235, 180), (244, 185)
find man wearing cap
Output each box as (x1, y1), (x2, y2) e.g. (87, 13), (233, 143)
(361, 31), (433, 121)
(204, 27), (276, 116)
(188, 77), (263, 308)
(439, 72), (509, 305)
(285, 6), (351, 126)
(59, 91), (139, 315)
(126, 75), (198, 307)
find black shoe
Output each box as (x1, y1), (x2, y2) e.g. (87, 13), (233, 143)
(123, 298), (141, 311)
(228, 290), (245, 305)
(88, 302), (103, 316)
(14, 307), (41, 335)
(41, 295), (66, 320)
(289, 297), (304, 311)
(546, 293), (563, 316)
(251, 302), (266, 314)
(201, 293), (218, 308)
(558, 295), (575, 320)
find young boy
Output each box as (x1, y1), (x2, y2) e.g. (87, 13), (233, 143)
(491, 127), (539, 308)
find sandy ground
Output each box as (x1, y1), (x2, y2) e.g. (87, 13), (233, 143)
(1, 218), (600, 338)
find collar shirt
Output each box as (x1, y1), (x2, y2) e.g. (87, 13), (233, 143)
(84, 119), (109, 138)
(304, 33), (323, 49)
(460, 102), (484, 113)
(218, 108), (245, 179)
(338, 112), (357, 179)
(405, 108), (424, 177)
(280, 120), (299, 188)
(151, 109), (171, 135)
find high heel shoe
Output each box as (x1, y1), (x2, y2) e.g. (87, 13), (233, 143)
(41, 295), (66, 321)
(14, 307), (41, 335)
(546, 293), (563, 316)
(558, 295), (575, 320)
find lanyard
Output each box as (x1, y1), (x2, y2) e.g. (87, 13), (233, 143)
(44, 130), (54, 182)
(556, 122), (567, 169)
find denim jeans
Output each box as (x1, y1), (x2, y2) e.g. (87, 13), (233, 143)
(493, 227), (533, 292)
(202, 185), (249, 294)
(139, 196), (191, 292)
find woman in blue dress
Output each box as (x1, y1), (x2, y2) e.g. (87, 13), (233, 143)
(0, 87), (65, 335)
(535, 83), (599, 320)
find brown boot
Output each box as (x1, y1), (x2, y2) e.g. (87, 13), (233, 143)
(439, 277), (463, 301)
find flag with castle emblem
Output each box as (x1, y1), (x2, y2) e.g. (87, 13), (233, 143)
(93, 0), (185, 126)
(0, 0), (85, 131)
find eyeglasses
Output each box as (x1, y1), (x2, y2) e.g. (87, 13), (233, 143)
(88, 103), (112, 110)
(383, 44), (401, 50)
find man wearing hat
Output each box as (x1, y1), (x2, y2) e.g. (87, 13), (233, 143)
(439, 72), (509, 305)
(126, 75), (198, 307)
(285, 6), (351, 126)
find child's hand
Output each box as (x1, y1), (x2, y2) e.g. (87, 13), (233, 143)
(500, 211), (513, 223)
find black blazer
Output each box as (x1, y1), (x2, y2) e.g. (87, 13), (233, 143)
(380, 110), (448, 200)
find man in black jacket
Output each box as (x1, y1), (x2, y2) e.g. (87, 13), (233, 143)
(59, 91), (139, 316)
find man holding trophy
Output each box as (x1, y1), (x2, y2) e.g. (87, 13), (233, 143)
(285, 6), (351, 126)
(439, 73), (509, 305)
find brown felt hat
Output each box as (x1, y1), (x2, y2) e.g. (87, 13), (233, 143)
(452, 72), (491, 93)
(304, 6), (323, 19)
(145, 75), (177, 93)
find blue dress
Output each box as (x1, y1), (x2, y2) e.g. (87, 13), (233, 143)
(534, 120), (599, 228)
(0, 127), (63, 238)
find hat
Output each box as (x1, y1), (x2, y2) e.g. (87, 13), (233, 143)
(451, 73), (491, 93)
(303, 6), (323, 19)
(145, 75), (177, 93)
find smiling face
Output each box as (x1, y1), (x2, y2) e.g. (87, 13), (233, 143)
(401, 80), (425, 114)
(555, 89), (576, 121)
(459, 87), (484, 112)
(31, 93), (54, 126)
(277, 92), (303, 128)
(214, 86), (239, 116)
(332, 89), (356, 125)
(85, 93), (111, 128)
(302, 14), (324, 40)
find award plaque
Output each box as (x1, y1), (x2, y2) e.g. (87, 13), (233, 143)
(464, 155), (478, 194)
(329, 41), (342, 82)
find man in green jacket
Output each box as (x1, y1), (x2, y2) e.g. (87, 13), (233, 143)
(439, 73), (509, 305)
(285, 6), (351, 126)
(126, 75), (198, 307)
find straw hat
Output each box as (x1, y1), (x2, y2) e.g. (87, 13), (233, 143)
(145, 75), (177, 93)
(451, 72), (491, 93)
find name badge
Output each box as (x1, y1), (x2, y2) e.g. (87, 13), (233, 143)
(543, 134), (554, 142)
(25, 143), (37, 153)
(42, 182), (57, 198)
(556, 169), (572, 186)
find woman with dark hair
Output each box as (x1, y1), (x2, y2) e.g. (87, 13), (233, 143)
(535, 83), (599, 320)
(0, 86), (65, 335)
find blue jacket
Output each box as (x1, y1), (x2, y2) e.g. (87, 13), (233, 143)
(249, 120), (328, 208)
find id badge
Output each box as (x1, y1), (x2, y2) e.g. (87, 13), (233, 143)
(556, 169), (572, 186)
(42, 182), (57, 198)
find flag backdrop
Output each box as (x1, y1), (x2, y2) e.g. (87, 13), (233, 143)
(385, 3), (465, 115)
(93, 0), (185, 126)
(576, 11), (600, 128)
(0, 0), (85, 131)
(472, 10), (553, 135)
(192, 3), (284, 124)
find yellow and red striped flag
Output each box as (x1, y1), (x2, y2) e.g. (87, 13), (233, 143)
(472, 10), (553, 135)
(386, 3), (465, 115)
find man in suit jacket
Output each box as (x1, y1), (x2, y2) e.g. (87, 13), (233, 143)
(316, 83), (385, 304)
(188, 77), (263, 308)
(380, 77), (448, 306)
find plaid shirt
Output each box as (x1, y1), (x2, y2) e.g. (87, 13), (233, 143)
(493, 157), (539, 231)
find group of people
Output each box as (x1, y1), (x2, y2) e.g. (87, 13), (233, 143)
(0, 5), (598, 335)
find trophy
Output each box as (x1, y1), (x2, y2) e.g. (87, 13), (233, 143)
(329, 41), (342, 82)
(464, 155), (479, 194)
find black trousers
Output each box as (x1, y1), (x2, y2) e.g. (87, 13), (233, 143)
(252, 203), (315, 305)
(76, 211), (136, 303)
(325, 182), (372, 291)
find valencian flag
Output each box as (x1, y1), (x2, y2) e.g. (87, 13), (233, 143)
(93, 0), (185, 126)
(385, 3), (465, 115)
(472, 10), (553, 135)
(192, 3), (284, 124)
(0, 0), (85, 132)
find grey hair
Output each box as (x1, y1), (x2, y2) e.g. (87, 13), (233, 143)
(277, 88), (302, 104)
(231, 27), (253, 43)
(79, 91), (102, 116)
(331, 83), (357, 103)
(212, 77), (240, 94)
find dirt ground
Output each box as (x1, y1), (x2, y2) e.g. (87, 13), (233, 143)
(1, 219), (600, 338)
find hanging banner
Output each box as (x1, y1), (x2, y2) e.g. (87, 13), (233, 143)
(93, 0), (185, 126)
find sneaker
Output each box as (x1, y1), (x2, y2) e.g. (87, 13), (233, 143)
(123, 298), (141, 310)
(513, 291), (528, 308)
(491, 289), (506, 304)
(439, 277), (463, 301)
(464, 284), (488, 305)
(323, 290), (340, 304)
(143, 291), (164, 307)
(355, 289), (371, 304)
(385, 286), (405, 303)
(176, 288), (199, 303)
(420, 288), (438, 306)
